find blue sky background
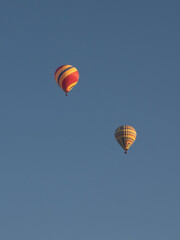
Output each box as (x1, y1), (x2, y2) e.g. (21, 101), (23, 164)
(0, 0), (180, 239)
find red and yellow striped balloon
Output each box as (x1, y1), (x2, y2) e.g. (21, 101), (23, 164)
(55, 65), (79, 95)
(115, 125), (137, 153)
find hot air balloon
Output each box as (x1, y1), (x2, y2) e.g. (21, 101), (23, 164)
(55, 65), (79, 96)
(115, 125), (137, 153)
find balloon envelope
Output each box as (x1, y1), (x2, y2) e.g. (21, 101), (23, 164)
(115, 125), (137, 153)
(55, 65), (79, 95)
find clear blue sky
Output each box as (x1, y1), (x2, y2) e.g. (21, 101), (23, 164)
(0, 0), (180, 239)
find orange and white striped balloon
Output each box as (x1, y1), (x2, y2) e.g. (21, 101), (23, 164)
(115, 125), (137, 153)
